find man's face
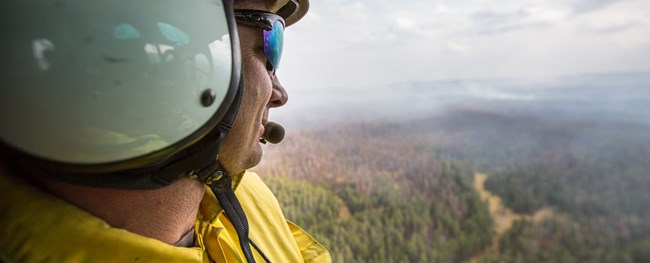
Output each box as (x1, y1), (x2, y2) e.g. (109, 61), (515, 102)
(217, 0), (288, 175)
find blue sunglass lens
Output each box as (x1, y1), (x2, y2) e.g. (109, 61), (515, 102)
(263, 20), (284, 71)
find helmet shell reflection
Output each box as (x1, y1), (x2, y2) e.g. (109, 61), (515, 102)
(0, 0), (237, 164)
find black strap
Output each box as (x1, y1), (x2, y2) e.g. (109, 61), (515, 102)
(250, 239), (272, 263)
(199, 161), (270, 263)
(211, 175), (256, 263)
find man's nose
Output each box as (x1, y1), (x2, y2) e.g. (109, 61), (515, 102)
(269, 74), (288, 107)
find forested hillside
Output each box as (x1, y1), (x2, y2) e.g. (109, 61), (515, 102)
(254, 107), (650, 262)
(255, 123), (492, 262)
(427, 109), (650, 262)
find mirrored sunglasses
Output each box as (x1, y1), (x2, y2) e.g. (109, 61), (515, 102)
(234, 10), (285, 74)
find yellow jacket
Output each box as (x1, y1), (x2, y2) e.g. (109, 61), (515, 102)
(0, 166), (331, 263)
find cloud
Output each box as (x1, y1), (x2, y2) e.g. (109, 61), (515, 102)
(280, 0), (650, 90)
(445, 41), (470, 55)
(570, 0), (622, 14)
(342, 2), (368, 21)
(470, 9), (550, 34)
(467, 86), (537, 101)
(394, 16), (418, 33)
(568, 0), (649, 34)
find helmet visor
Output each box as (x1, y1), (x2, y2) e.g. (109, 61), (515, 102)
(0, 0), (238, 164)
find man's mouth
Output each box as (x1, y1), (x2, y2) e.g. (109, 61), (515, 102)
(259, 123), (267, 144)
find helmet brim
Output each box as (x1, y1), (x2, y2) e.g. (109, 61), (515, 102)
(272, 0), (309, 26)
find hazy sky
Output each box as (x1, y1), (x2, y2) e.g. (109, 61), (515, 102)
(279, 0), (650, 90)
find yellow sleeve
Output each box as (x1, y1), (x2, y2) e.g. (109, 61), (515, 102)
(287, 220), (332, 263)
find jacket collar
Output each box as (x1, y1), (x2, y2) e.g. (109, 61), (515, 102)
(0, 164), (206, 263)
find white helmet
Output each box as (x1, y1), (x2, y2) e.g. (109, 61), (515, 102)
(0, 0), (308, 188)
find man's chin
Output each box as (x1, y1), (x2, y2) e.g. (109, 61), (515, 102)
(217, 136), (264, 173)
(247, 144), (264, 168)
(235, 144), (264, 174)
